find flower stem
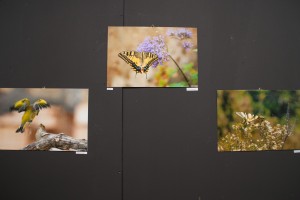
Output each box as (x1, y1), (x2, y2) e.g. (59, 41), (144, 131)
(169, 55), (191, 87)
(281, 104), (294, 150)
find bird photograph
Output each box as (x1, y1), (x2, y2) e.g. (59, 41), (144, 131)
(10, 98), (50, 133)
(0, 88), (88, 151)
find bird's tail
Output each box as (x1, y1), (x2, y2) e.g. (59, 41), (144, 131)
(16, 126), (25, 133)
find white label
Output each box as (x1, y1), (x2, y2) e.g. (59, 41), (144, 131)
(186, 88), (198, 92)
(76, 151), (87, 155)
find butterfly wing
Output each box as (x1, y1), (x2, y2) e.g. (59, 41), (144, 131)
(140, 52), (158, 73)
(118, 51), (143, 74)
(118, 51), (158, 75)
(236, 112), (246, 119)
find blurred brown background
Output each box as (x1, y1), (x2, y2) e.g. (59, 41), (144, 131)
(107, 26), (198, 87)
(0, 88), (88, 150)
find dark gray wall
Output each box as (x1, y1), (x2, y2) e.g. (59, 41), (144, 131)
(0, 0), (300, 200)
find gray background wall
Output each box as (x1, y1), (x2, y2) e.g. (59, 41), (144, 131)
(0, 0), (300, 199)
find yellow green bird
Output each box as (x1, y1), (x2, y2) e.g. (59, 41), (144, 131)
(9, 98), (50, 133)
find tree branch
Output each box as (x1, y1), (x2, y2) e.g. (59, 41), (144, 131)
(23, 124), (87, 151)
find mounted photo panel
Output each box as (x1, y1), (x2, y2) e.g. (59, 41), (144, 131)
(0, 88), (88, 151)
(218, 90), (300, 152)
(107, 26), (198, 88)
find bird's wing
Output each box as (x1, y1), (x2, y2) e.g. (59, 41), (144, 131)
(33, 99), (50, 112)
(10, 98), (30, 113)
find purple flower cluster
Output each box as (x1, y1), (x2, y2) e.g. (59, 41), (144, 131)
(137, 35), (169, 68)
(166, 29), (176, 37)
(182, 41), (193, 51)
(136, 28), (194, 68)
(167, 28), (193, 50)
(167, 28), (192, 40)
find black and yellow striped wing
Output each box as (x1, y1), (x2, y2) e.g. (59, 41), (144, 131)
(118, 51), (158, 75)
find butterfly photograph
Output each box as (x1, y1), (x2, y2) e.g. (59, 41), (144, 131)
(107, 26), (198, 87)
(217, 90), (300, 152)
(0, 88), (88, 151)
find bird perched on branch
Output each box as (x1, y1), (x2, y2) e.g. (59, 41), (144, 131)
(10, 98), (50, 133)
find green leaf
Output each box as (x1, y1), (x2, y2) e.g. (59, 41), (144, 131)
(159, 79), (167, 87)
(191, 73), (198, 83)
(167, 68), (177, 77)
(183, 63), (194, 71)
(169, 82), (188, 87)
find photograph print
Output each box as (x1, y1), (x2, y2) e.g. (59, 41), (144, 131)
(107, 26), (198, 87)
(218, 90), (300, 152)
(0, 88), (88, 151)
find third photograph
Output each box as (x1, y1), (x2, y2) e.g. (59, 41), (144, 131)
(218, 90), (300, 152)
